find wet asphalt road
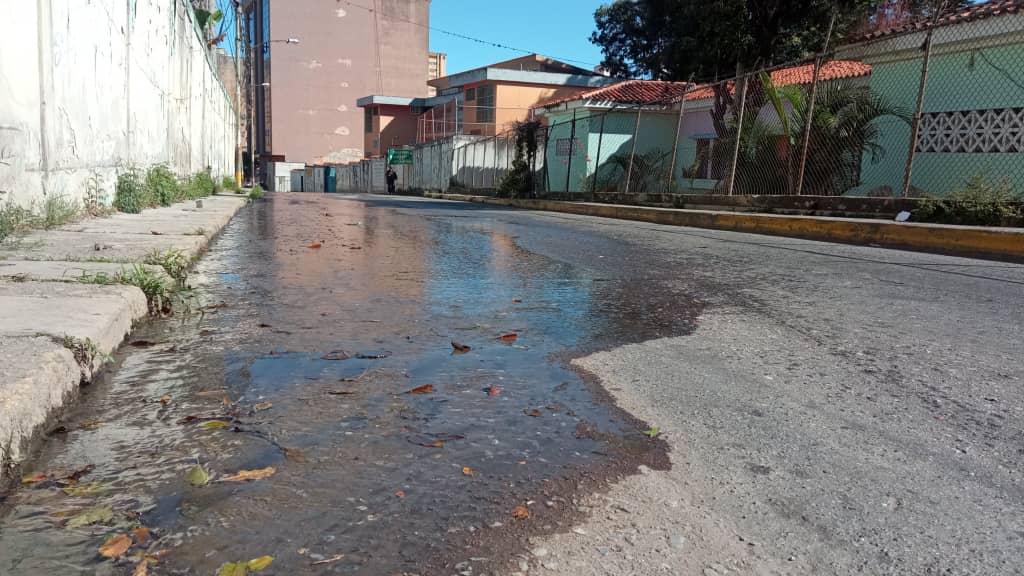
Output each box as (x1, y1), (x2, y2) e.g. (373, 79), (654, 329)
(2, 193), (1024, 576)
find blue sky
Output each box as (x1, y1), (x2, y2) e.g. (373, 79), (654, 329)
(429, 0), (608, 73)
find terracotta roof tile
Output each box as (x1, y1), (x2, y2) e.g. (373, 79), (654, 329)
(539, 80), (692, 108)
(858, 0), (1023, 40)
(683, 60), (872, 101)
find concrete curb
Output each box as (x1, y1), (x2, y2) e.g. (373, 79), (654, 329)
(425, 193), (1024, 261)
(0, 195), (248, 480)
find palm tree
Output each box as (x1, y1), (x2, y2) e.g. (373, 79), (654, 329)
(712, 73), (910, 196)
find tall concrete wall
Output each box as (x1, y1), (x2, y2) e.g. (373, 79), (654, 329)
(0, 0), (237, 209)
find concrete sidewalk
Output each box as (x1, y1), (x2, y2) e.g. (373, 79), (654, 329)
(0, 195), (247, 478)
(425, 193), (1024, 261)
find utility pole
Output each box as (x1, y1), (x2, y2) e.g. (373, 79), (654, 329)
(253, 0), (265, 187)
(234, 0), (242, 187)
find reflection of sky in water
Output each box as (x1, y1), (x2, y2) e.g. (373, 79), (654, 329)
(424, 220), (595, 351)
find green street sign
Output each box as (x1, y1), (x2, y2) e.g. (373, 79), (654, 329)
(387, 149), (413, 165)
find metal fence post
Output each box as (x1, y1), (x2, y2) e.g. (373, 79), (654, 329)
(901, 13), (940, 198)
(725, 74), (750, 196)
(592, 111), (606, 197)
(541, 124), (551, 197)
(668, 78), (693, 190)
(624, 107), (642, 194)
(565, 110), (577, 194)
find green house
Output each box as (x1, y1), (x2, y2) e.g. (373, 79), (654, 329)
(837, 0), (1024, 196)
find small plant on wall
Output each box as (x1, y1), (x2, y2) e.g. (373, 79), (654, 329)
(498, 121), (542, 199)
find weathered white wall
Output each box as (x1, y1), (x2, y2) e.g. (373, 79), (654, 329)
(0, 0), (237, 209)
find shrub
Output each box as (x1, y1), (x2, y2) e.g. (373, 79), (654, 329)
(0, 201), (33, 242)
(221, 176), (240, 194)
(914, 174), (1022, 226)
(146, 164), (181, 206)
(248, 185), (265, 201)
(114, 167), (151, 214)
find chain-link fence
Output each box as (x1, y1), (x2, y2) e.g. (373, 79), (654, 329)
(433, 3), (1023, 200)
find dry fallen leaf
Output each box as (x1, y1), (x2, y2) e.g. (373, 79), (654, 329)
(451, 341), (472, 353)
(247, 556), (274, 570)
(185, 465), (211, 487)
(21, 473), (47, 484)
(133, 559), (149, 576)
(512, 298), (523, 303)
(322, 350), (351, 360)
(131, 527), (152, 547)
(512, 505), (530, 519)
(220, 467), (276, 482)
(405, 384), (435, 395)
(488, 386), (501, 397)
(525, 408), (543, 417)
(308, 242), (322, 249)
(65, 505), (113, 528)
(159, 394), (172, 406)
(395, 489), (406, 498)
(312, 554), (345, 565)
(497, 333), (518, 342)
(99, 533), (132, 558)
(200, 420), (230, 430)
(462, 467), (474, 477)
(254, 402), (273, 412)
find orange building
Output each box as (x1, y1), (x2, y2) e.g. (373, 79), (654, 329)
(357, 54), (616, 157)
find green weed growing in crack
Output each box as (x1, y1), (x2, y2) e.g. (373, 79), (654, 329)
(35, 194), (81, 229)
(144, 248), (190, 286)
(77, 270), (121, 285)
(248, 185), (265, 201)
(121, 264), (172, 316)
(58, 334), (110, 368)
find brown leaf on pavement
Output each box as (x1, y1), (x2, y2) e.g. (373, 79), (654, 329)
(308, 242), (322, 249)
(497, 333), (518, 342)
(512, 298), (523, 303)
(131, 527), (152, 546)
(98, 533), (132, 558)
(159, 394), (171, 406)
(322, 350), (351, 360)
(462, 467), (474, 477)
(133, 559), (149, 576)
(220, 467), (276, 482)
(512, 505), (530, 519)
(394, 490), (406, 498)
(405, 384), (435, 395)
(524, 408), (543, 417)
(451, 341), (472, 353)
(487, 385), (501, 397)
(254, 402), (273, 412)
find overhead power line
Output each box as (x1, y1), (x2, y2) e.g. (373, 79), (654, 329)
(339, 0), (600, 68)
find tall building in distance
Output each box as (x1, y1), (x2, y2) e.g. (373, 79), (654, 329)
(247, 0), (430, 167)
(427, 52), (447, 96)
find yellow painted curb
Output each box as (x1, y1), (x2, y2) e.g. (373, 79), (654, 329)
(426, 193), (1024, 261)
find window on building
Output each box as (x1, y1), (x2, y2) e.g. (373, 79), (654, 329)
(365, 107), (373, 134)
(466, 87), (476, 101)
(476, 84), (495, 124)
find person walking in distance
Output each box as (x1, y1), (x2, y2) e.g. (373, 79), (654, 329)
(386, 166), (398, 195)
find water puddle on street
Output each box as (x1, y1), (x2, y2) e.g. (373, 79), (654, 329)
(0, 194), (699, 575)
